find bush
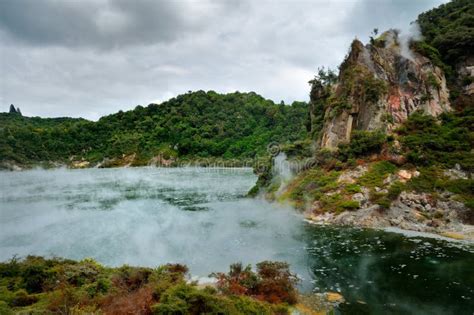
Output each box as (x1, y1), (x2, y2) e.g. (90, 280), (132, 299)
(340, 200), (360, 210)
(21, 257), (49, 293)
(338, 130), (387, 160)
(280, 168), (340, 208)
(10, 289), (38, 307)
(358, 161), (397, 188)
(255, 261), (298, 305)
(212, 263), (259, 296)
(212, 261), (298, 305)
(0, 301), (13, 315)
(398, 110), (473, 171)
(345, 183), (362, 193)
(387, 181), (405, 200)
(152, 283), (282, 315)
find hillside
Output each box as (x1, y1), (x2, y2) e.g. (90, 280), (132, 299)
(253, 0), (474, 239)
(0, 91), (309, 169)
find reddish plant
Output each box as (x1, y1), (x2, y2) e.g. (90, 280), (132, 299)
(212, 261), (298, 305)
(100, 285), (154, 315)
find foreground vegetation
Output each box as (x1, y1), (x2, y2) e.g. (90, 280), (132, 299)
(0, 256), (298, 314)
(0, 91), (308, 168)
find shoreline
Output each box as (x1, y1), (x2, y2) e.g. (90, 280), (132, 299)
(0, 157), (262, 172)
(303, 216), (474, 243)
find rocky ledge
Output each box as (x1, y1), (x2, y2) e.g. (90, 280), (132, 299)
(300, 163), (474, 241)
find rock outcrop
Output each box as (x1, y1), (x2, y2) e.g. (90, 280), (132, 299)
(313, 30), (451, 149)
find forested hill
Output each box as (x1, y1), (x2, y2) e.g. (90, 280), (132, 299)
(0, 91), (309, 168)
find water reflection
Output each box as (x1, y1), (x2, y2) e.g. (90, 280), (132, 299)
(302, 224), (474, 314)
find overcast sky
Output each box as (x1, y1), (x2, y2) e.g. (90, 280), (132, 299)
(0, 0), (447, 120)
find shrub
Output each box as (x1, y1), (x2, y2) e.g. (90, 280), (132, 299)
(212, 263), (259, 296)
(101, 286), (154, 315)
(338, 130), (387, 160)
(212, 261), (298, 305)
(340, 200), (360, 210)
(280, 168), (340, 207)
(112, 266), (153, 291)
(358, 161), (397, 188)
(345, 183), (362, 193)
(0, 301), (13, 315)
(405, 167), (444, 193)
(21, 257), (49, 293)
(398, 110), (474, 171)
(10, 289), (38, 307)
(0, 256), (20, 278)
(255, 261), (298, 305)
(412, 41), (452, 76)
(369, 182), (405, 210)
(152, 283), (279, 315)
(387, 181), (405, 200)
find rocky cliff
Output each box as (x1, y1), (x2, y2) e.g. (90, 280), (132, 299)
(313, 30), (451, 149)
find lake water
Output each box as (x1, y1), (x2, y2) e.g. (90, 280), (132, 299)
(0, 167), (473, 314)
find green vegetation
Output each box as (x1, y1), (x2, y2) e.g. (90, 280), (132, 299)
(321, 62), (388, 117)
(211, 261), (298, 305)
(397, 110), (474, 171)
(279, 167), (364, 213)
(417, 0), (474, 66)
(339, 64), (388, 104)
(355, 161), (399, 209)
(280, 168), (340, 208)
(0, 91), (309, 167)
(338, 130), (387, 161)
(320, 195), (360, 213)
(358, 161), (397, 188)
(412, 41), (452, 78)
(405, 166), (474, 215)
(0, 256), (295, 314)
(308, 67), (337, 139)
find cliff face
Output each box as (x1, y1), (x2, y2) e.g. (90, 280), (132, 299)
(314, 30), (451, 149)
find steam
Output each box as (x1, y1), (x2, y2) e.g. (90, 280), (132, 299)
(398, 22), (423, 61)
(272, 152), (296, 195)
(361, 46), (375, 71)
(0, 167), (307, 278)
(273, 152), (293, 182)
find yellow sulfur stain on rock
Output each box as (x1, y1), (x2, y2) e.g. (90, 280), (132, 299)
(440, 232), (465, 240)
(293, 303), (326, 315)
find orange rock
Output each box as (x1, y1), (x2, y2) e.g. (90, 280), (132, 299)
(397, 169), (412, 182)
(326, 292), (344, 303)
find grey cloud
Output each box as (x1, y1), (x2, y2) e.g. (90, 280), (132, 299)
(0, 0), (449, 120)
(343, 0), (447, 36)
(0, 0), (215, 48)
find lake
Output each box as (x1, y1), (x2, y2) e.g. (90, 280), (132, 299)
(0, 167), (473, 314)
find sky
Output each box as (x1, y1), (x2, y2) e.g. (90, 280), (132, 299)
(0, 0), (447, 120)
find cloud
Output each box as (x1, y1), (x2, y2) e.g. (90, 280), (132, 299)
(0, 0), (448, 119)
(0, 0), (219, 49)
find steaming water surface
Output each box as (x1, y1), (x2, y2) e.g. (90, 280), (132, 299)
(1, 167), (473, 314)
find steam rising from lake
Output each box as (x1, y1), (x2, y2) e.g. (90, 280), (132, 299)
(0, 167), (308, 277)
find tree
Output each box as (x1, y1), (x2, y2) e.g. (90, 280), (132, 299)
(9, 105), (17, 114)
